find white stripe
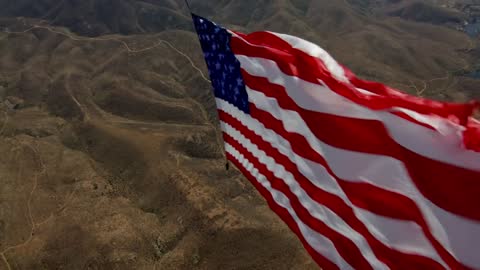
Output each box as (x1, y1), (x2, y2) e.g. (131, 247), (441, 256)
(270, 31), (477, 133)
(216, 97), (480, 268)
(225, 143), (355, 270)
(357, 88), (380, 96)
(245, 89), (480, 268)
(269, 32), (349, 83)
(234, 54), (480, 171)
(355, 209), (442, 259)
(222, 122), (389, 270)
(221, 117), (446, 268)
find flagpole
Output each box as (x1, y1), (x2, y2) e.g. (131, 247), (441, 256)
(184, 0), (192, 13)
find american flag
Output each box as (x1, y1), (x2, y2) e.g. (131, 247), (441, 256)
(192, 14), (480, 270)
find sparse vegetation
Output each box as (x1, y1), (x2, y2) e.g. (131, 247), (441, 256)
(0, 0), (478, 269)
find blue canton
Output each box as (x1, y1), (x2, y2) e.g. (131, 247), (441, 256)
(192, 14), (249, 114)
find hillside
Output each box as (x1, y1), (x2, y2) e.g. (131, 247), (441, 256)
(0, 0), (479, 269)
(0, 0), (193, 36)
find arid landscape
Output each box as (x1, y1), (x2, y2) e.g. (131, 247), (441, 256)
(0, 0), (479, 269)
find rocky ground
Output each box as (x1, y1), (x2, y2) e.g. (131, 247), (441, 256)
(0, 1), (479, 269)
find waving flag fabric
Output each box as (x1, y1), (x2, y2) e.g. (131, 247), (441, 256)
(192, 14), (480, 270)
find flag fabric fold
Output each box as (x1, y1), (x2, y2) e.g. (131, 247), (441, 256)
(192, 13), (480, 270)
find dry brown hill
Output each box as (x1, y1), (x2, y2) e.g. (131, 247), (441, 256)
(0, 1), (479, 269)
(0, 17), (319, 269)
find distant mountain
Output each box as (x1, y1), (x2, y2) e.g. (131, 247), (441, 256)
(1, 0), (477, 40)
(0, 1), (478, 269)
(0, 0), (192, 36)
(384, 1), (466, 24)
(376, 0), (480, 36)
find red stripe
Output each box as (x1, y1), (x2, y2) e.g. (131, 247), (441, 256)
(230, 31), (478, 126)
(225, 153), (340, 270)
(389, 110), (436, 130)
(245, 104), (471, 269)
(224, 134), (376, 270)
(241, 70), (480, 222)
(338, 181), (470, 270)
(344, 66), (480, 152)
(219, 111), (464, 270)
(342, 65), (479, 127)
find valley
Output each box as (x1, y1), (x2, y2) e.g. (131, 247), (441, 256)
(0, 1), (479, 269)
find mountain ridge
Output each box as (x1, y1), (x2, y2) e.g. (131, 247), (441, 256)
(0, 1), (478, 269)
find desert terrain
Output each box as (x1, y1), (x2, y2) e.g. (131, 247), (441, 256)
(0, 0), (479, 269)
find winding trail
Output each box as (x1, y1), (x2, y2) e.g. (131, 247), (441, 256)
(158, 39), (211, 82)
(2, 21), (211, 80)
(6, 21), (472, 104)
(17, 23), (222, 151)
(2, 21), (221, 142)
(2, 22), (216, 123)
(155, 39), (224, 155)
(65, 71), (90, 121)
(5, 24), (169, 54)
(34, 181), (79, 229)
(0, 253), (11, 270)
(0, 142), (46, 270)
(0, 10), (477, 270)
(0, 25), (225, 269)
(416, 38), (476, 97)
(110, 119), (210, 130)
(0, 144), (79, 270)
(153, 39), (226, 154)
